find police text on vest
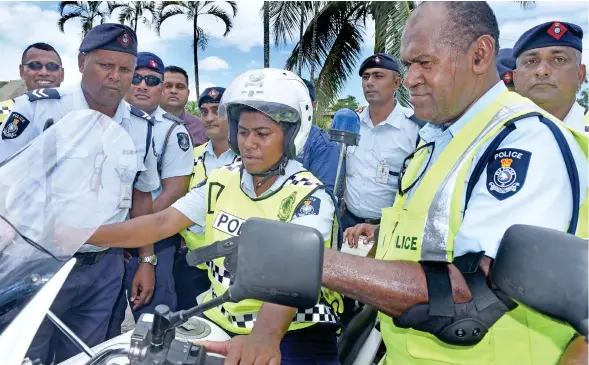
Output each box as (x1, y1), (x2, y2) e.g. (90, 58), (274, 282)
(213, 211), (245, 237)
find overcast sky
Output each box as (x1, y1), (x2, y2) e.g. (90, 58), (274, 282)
(0, 1), (586, 104)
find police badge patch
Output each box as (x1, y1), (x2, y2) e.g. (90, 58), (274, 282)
(2, 112), (30, 140)
(177, 132), (190, 152)
(295, 196), (321, 218)
(486, 148), (531, 201)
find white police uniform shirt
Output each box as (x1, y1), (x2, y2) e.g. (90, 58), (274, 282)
(201, 142), (239, 178)
(406, 81), (588, 259)
(562, 101), (585, 135)
(0, 86), (160, 252)
(172, 159), (334, 242)
(344, 102), (420, 219)
(150, 106), (194, 200)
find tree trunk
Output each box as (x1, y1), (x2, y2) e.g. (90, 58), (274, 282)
(193, 16), (200, 97)
(134, 6), (139, 33)
(263, 1), (270, 68)
(309, 2), (318, 83)
(297, 1), (305, 76)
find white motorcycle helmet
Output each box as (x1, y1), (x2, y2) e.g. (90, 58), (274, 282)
(218, 68), (313, 160)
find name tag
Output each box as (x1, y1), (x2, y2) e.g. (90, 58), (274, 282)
(213, 211), (245, 237)
(376, 159), (389, 184)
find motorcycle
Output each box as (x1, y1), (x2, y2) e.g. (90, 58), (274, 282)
(0, 110), (382, 365)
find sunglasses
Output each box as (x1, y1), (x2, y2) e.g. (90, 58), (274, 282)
(132, 74), (162, 87)
(23, 61), (61, 72)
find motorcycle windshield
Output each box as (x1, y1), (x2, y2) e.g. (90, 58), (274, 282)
(0, 109), (140, 331)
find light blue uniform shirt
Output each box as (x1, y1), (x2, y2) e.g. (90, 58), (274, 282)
(150, 106), (194, 200)
(404, 81), (588, 258)
(344, 102), (420, 219)
(202, 142), (239, 178)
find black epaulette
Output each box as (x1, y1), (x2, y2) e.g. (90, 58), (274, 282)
(409, 114), (427, 128)
(162, 112), (185, 124)
(130, 105), (154, 125)
(26, 88), (60, 102)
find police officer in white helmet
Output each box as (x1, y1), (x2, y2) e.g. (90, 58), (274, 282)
(89, 68), (344, 364)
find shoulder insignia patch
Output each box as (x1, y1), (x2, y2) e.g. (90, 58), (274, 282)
(26, 88), (60, 102)
(177, 132), (190, 152)
(130, 105), (153, 124)
(295, 196), (321, 218)
(486, 148), (531, 201)
(2, 112), (30, 140)
(163, 112), (185, 124)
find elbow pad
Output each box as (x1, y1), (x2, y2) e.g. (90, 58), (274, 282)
(393, 252), (518, 346)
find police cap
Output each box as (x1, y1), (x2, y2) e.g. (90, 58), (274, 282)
(199, 87), (226, 108)
(302, 78), (316, 102)
(358, 53), (400, 76)
(497, 48), (516, 86)
(79, 23), (137, 56)
(136, 52), (165, 74)
(513, 21), (583, 59)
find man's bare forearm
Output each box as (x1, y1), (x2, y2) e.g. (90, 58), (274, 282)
(559, 336), (588, 365)
(322, 248), (472, 317)
(152, 176), (190, 213)
(131, 189), (155, 256)
(251, 303), (297, 344)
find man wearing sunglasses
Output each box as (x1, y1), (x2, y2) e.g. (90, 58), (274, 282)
(330, 2), (587, 365)
(0, 24), (160, 364)
(108, 52), (193, 338)
(1, 43), (64, 125)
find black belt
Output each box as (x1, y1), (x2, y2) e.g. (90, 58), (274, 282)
(73, 249), (109, 267)
(344, 207), (381, 225)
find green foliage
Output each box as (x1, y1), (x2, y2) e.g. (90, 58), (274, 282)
(330, 95), (359, 111)
(185, 100), (200, 116)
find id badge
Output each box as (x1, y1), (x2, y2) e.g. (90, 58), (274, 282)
(118, 183), (133, 209)
(376, 160), (389, 184)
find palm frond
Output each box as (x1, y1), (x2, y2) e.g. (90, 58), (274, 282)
(202, 5), (234, 36)
(269, 1), (314, 46)
(513, 1), (536, 10)
(155, 2), (185, 35)
(57, 10), (82, 33)
(58, 1), (80, 15)
(196, 26), (210, 51)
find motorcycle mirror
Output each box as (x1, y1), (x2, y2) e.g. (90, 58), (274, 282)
(227, 218), (324, 309)
(492, 224), (588, 336)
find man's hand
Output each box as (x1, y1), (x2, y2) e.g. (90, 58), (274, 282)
(198, 334), (281, 365)
(344, 223), (378, 248)
(131, 263), (155, 310)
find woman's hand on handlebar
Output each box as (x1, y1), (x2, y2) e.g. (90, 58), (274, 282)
(197, 334), (281, 365)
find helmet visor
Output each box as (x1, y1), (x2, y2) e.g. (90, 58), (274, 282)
(219, 100), (301, 125)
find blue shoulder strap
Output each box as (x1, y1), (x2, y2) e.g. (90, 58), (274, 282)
(465, 113), (580, 234)
(132, 121), (153, 187)
(26, 88), (60, 102)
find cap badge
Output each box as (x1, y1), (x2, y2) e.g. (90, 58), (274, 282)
(208, 88), (219, 99)
(149, 59), (158, 69)
(117, 32), (131, 48)
(502, 72), (513, 83)
(548, 22), (567, 40)
(374, 56), (381, 63)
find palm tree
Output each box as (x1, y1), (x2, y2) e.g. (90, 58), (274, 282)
(107, 1), (157, 33)
(155, 1), (238, 97)
(58, 1), (109, 38)
(263, 1), (270, 68)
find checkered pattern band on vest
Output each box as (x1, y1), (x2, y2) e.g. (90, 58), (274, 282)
(0, 106), (11, 115)
(194, 154), (204, 166)
(209, 261), (338, 329)
(284, 174), (322, 188)
(220, 160), (242, 172)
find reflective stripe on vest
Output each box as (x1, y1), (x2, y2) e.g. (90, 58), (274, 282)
(208, 262), (338, 330)
(201, 161), (342, 335)
(376, 90), (587, 365)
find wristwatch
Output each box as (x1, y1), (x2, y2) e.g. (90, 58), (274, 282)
(138, 254), (158, 266)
